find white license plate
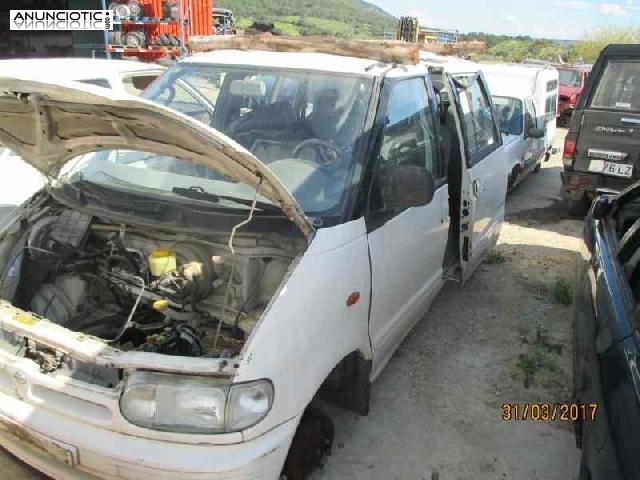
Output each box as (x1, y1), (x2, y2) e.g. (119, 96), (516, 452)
(0, 416), (78, 466)
(589, 160), (633, 178)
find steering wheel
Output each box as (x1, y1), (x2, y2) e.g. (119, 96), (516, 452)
(292, 139), (342, 166)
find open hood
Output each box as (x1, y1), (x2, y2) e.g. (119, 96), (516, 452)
(0, 77), (314, 238)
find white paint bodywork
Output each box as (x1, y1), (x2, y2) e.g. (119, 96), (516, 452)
(0, 58), (165, 94)
(0, 52), (507, 479)
(481, 63), (559, 153)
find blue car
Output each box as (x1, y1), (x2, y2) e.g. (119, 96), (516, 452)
(574, 183), (640, 479)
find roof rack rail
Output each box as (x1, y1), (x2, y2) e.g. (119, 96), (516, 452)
(188, 34), (420, 65)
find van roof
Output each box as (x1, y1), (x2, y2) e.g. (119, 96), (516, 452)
(0, 58), (163, 81)
(481, 63), (558, 99)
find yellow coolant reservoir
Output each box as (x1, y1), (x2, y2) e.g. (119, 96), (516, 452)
(149, 248), (177, 276)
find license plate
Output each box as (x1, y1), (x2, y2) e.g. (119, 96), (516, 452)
(0, 416), (78, 466)
(589, 160), (633, 178)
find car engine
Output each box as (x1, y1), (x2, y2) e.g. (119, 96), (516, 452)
(5, 207), (297, 358)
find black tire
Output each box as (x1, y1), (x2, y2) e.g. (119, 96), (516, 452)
(533, 161), (542, 173)
(568, 195), (590, 218)
(282, 407), (334, 480)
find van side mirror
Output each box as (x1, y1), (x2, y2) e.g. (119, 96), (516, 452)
(380, 164), (435, 210)
(527, 127), (545, 139)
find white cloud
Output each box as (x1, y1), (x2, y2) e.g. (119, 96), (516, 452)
(555, 1), (589, 8)
(504, 14), (518, 22)
(599, 3), (631, 15)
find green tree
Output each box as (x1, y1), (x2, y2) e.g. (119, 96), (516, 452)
(569, 27), (640, 63)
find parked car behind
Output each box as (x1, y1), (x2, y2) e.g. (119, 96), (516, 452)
(0, 58), (165, 218)
(0, 57), (165, 94)
(0, 47), (507, 479)
(574, 183), (640, 480)
(557, 64), (591, 126)
(482, 63), (555, 190)
(562, 44), (640, 215)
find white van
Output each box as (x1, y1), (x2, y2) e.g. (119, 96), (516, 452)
(0, 58), (165, 94)
(0, 47), (506, 479)
(482, 63), (558, 189)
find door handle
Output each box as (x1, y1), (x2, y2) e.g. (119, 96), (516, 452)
(472, 179), (480, 197)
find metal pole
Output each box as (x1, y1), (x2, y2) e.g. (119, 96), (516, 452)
(101, 0), (111, 59)
(178, 0), (186, 55)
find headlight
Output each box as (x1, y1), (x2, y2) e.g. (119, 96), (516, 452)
(119, 372), (273, 433)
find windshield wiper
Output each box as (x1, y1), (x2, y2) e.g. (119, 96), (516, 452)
(171, 186), (283, 214)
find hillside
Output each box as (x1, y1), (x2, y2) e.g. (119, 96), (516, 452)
(216, 0), (396, 38)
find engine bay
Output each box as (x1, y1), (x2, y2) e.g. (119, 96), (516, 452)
(1, 202), (301, 359)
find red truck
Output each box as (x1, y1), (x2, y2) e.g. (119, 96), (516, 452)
(557, 64), (591, 126)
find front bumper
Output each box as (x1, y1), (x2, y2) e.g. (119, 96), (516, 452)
(0, 390), (297, 480)
(561, 169), (633, 200)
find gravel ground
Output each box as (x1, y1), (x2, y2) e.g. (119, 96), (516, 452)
(0, 129), (582, 480)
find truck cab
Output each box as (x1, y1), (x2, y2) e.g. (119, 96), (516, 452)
(0, 45), (506, 479)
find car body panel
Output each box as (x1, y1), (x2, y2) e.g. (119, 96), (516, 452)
(574, 186), (640, 479)
(0, 58), (165, 94)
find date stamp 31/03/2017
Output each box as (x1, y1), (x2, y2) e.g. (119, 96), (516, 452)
(501, 403), (598, 422)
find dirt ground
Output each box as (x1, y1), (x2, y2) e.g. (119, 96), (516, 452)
(0, 129), (582, 480)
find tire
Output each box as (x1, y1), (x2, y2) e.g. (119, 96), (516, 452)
(533, 161), (542, 173)
(568, 195), (590, 218)
(282, 407), (334, 480)
(127, 0), (142, 18)
(125, 30), (145, 48)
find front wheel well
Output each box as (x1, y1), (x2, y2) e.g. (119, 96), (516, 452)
(317, 350), (371, 416)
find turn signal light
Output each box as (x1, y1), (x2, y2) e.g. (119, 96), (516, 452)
(563, 137), (576, 160)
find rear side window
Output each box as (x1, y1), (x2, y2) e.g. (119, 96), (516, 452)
(545, 94), (557, 119)
(77, 78), (111, 89)
(122, 73), (161, 96)
(591, 60), (640, 112)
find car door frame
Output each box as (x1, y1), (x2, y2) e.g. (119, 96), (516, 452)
(445, 71), (505, 279)
(364, 72), (450, 379)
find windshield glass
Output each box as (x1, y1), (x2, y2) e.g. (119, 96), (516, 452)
(492, 96), (523, 136)
(126, 63), (374, 217)
(558, 68), (582, 87)
(590, 60), (640, 112)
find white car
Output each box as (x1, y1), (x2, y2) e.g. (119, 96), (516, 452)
(0, 48), (506, 479)
(482, 63), (559, 189)
(0, 57), (165, 94)
(0, 58), (166, 210)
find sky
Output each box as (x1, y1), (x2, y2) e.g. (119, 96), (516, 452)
(368, 0), (640, 39)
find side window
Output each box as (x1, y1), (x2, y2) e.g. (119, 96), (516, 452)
(122, 73), (161, 96)
(77, 78), (111, 89)
(545, 94), (557, 120)
(525, 99), (537, 135)
(455, 75), (498, 166)
(379, 77), (439, 178)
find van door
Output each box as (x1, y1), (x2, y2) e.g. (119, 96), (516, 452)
(524, 98), (545, 169)
(574, 58), (640, 184)
(448, 73), (507, 278)
(367, 76), (450, 378)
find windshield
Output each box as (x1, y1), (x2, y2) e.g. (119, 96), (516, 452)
(558, 68), (582, 88)
(134, 64), (374, 217)
(590, 59), (640, 112)
(492, 96), (523, 136)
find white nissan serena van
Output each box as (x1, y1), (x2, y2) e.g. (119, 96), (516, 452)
(0, 45), (506, 479)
